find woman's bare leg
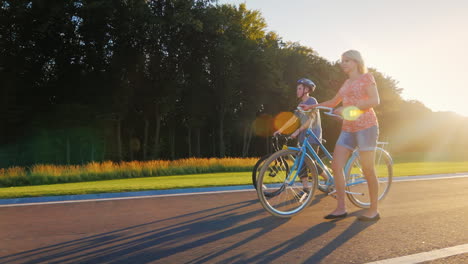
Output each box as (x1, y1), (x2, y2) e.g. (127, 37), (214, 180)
(358, 150), (379, 217)
(328, 144), (352, 215)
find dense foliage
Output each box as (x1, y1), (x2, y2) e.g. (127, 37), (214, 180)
(1, 0), (467, 167)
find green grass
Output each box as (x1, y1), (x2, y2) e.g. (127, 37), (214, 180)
(0, 172), (253, 199)
(391, 151), (467, 163)
(1, 161), (468, 199)
(394, 162), (468, 176)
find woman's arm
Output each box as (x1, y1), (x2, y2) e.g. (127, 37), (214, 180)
(318, 93), (343, 108)
(356, 83), (380, 110)
(300, 93), (342, 110)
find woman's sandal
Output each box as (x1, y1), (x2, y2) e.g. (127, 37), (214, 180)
(324, 212), (348, 219)
(357, 213), (380, 221)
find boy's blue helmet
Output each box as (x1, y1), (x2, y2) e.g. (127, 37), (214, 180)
(297, 78), (316, 90)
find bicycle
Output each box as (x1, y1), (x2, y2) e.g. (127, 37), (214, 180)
(256, 106), (393, 218)
(252, 132), (330, 194)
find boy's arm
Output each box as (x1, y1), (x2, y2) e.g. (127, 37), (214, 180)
(291, 104), (319, 138)
(274, 115), (298, 135)
(291, 118), (311, 138)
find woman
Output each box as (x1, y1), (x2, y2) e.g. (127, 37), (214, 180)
(301, 50), (381, 221)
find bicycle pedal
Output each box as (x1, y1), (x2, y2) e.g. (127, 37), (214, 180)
(299, 192), (308, 203)
(327, 190), (337, 199)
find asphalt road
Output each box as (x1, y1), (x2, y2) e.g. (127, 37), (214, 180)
(1, 177), (467, 264)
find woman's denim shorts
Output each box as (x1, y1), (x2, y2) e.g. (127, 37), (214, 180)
(336, 125), (379, 151)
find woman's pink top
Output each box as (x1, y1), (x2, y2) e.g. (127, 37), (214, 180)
(338, 73), (378, 132)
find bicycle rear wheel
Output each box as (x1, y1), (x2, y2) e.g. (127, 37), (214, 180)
(252, 154), (270, 190)
(257, 149), (318, 218)
(345, 147), (393, 208)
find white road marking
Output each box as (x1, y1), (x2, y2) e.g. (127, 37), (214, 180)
(394, 174), (468, 182)
(366, 243), (468, 264)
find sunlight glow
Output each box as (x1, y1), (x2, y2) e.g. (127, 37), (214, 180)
(253, 114), (273, 137)
(342, 106), (362, 121)
(273, 112), (298, 134)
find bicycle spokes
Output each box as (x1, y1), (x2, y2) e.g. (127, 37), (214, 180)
(257, 149), (318, 218)
(345, 147), (393, 208)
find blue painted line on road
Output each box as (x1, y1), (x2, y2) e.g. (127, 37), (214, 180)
(0, 184), (255, 206)
(0, 173), (467, 207)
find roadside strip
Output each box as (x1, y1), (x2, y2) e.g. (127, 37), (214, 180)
(1, 173), (467, 207)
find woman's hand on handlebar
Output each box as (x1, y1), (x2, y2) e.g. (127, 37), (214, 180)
(273, 130), (282, 137)
(333, 106), (344, 116)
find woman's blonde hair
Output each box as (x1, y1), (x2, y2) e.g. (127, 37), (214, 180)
(342, 50), (368, 74)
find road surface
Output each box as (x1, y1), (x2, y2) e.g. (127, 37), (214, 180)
(0, 177), (467, 263)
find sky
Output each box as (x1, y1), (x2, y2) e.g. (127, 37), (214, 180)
(218, 0), (468, 117)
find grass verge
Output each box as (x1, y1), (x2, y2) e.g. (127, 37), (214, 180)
(0, 158), (257, 187)
(1, 161), (467, 199)
(0, 172), (253, 199)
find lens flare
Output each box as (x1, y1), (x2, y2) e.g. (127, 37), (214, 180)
(253, 114), (273, 137)
(342, 106), (363, 121)
(273, 112), (299, 134)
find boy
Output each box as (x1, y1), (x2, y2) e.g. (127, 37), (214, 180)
(274, 78), (322, 146)
(273, 78), (323, 192)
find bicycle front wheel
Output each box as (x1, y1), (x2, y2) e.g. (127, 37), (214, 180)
(345, 147), (393, 208)
(257, 149), (318, 218)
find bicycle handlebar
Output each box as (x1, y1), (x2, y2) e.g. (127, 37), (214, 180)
(271, 134), (290, 151)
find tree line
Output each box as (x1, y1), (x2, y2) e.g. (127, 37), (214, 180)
(1, 0), (467, 167)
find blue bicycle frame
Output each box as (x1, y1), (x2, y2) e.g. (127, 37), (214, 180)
(285, 127), (367, 191)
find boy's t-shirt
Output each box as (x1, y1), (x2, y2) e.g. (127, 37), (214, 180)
(295, 97), (322, 145)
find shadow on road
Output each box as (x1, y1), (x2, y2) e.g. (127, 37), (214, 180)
(1, 194), (375, 264)
(224, 210), (376, 263)
(0, 198), (288, 264)
(303, 218), (377, 263)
